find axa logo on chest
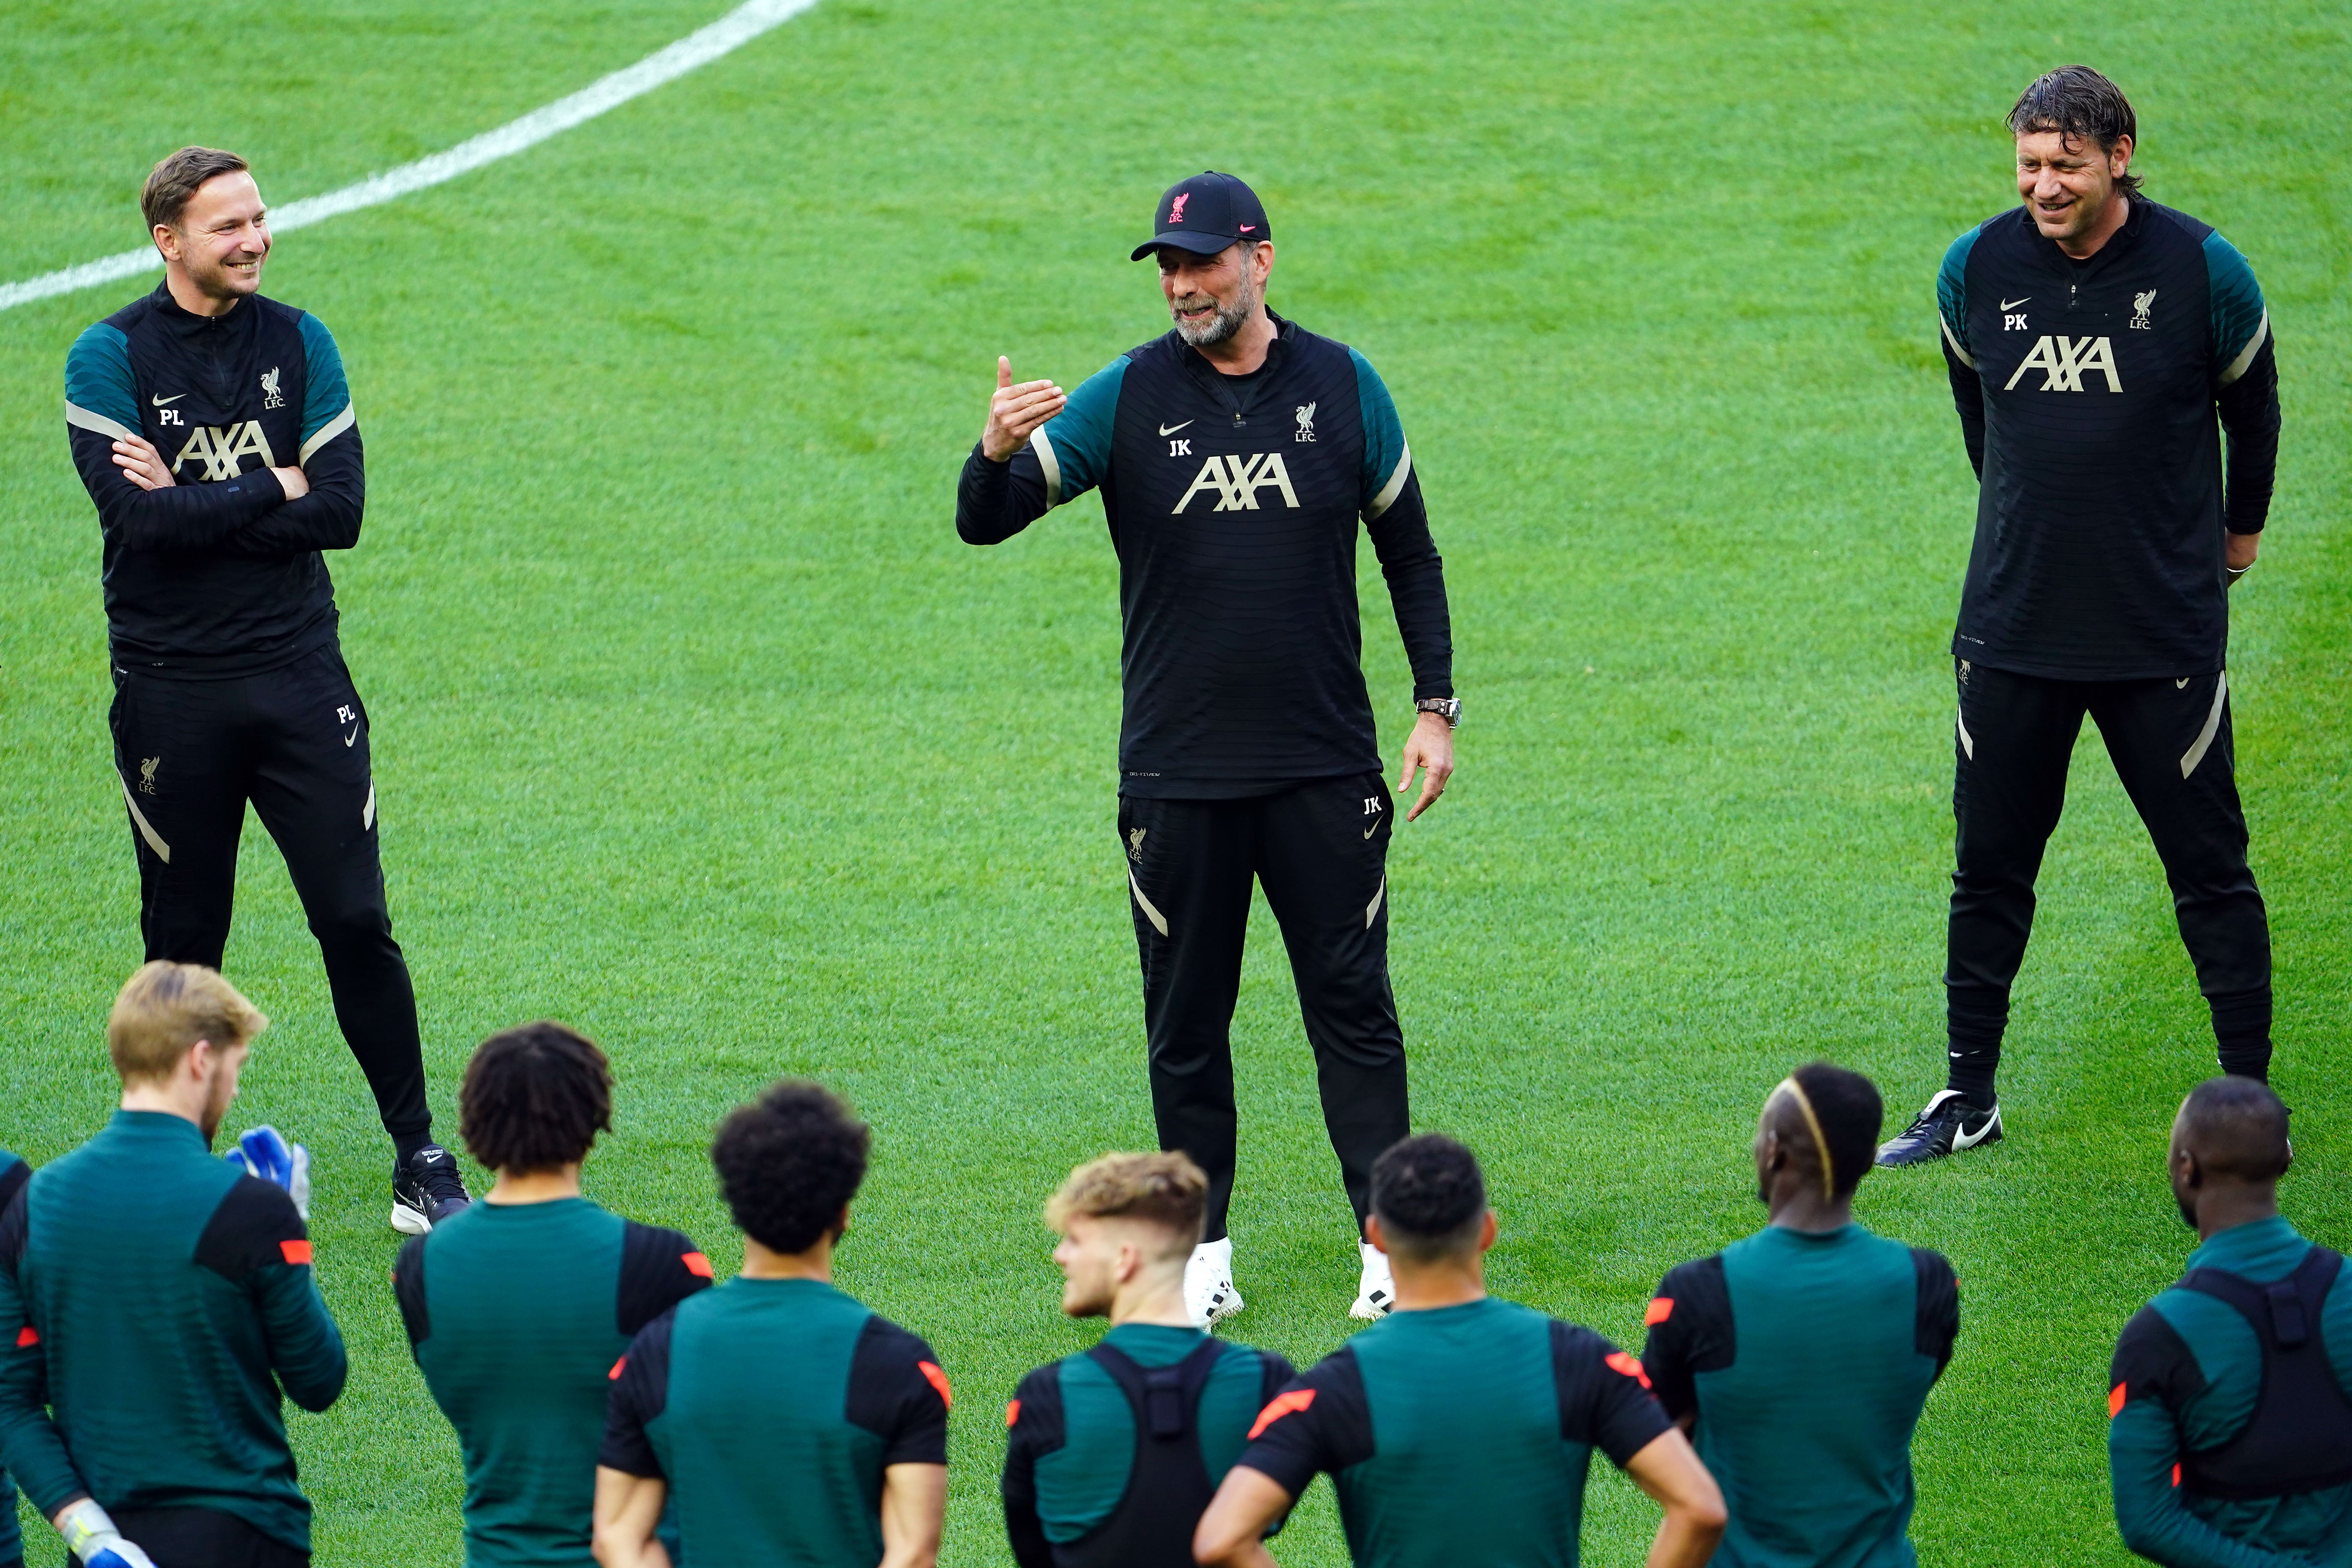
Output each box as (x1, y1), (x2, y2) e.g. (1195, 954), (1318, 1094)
(1173, 453), (1300, 513)
(171, 422), (277, 480)
(2005, 336), (2123, 393)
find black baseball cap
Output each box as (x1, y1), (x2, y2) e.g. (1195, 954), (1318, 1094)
(1131, 171), (1271, 260)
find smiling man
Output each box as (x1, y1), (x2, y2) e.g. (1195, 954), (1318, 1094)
(1882, 68), (2284, 1165)
(955, 171), (1458, 1325)
(61, 147), (468, 1232)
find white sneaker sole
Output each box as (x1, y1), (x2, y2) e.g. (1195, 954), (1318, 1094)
(1194, 1285), (1245, 1328)
(1349, 1295), (1392, 1321)
(389, 1201), (432, 1236)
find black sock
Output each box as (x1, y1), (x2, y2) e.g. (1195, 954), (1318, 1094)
(2210, 989), (2272, 1082)
(392, 1128), (438, 1166)
(1945, 989), (2006, 1107)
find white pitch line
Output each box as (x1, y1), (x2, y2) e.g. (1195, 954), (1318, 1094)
(0, 0), (820, 314)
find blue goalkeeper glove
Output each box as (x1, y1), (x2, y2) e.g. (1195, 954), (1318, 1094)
(224, 1125), (312, 1221)
(56, 1499), (159, 1568)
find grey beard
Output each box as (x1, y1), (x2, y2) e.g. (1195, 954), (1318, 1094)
(1173, 288), (1254, 347)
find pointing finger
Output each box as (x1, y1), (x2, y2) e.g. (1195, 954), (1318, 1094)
(998, 356), (1013, 390)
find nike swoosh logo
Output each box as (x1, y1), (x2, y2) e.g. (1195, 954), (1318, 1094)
(151, 393), (185, 406)
(1999, 297), (2031, 311)
(1158, 421), (1193, 437)
(2176, 677), (2191, 689)
(1951, 1113), (1997, 1150)
(343, 727), (358, 747)
(1363, 826), (1379, 839)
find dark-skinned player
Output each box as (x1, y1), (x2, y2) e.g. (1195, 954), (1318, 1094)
(2109, 1079), (2352, 1567)
(1643, 1065), (1959, 1568)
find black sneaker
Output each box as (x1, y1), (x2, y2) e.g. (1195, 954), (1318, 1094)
(391, 1144), (472, 1235)
(1876, 1090), (2003, 1167)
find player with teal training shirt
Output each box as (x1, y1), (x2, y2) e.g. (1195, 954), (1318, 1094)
(1196, 1134), (1725, 1568)
(596, 1082), (950, 1568)
(393, 1024), (712, 1568)
(1641, 1065), (1959, 1568)
(1002, 1152), (1294, 1568)
(0, 1147), (24, 1568)
(2109, 1077), (2352, 1568)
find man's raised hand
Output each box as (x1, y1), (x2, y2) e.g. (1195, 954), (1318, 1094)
(981, 356), (1066, 463)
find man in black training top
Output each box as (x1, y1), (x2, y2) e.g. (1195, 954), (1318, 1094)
(2109, 1078), (2352, 1566)
(395, 1024), (713, 1568)
(0, 1147), (25, 1568)
(1003, 1152), (1294, 1568)
(62, 145), (467, 1231)
(957, 171), (1458, 1325)
(0, 963), (345, 1568)
(1195, 1135), (1725, 1568)
(1883, 67), (2283, 1165)
(595, 1083), (948, 1568)
(1642, 1065), (1959, 1568)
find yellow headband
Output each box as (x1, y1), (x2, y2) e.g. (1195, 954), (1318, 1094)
(1770, 1076), (1835, 1202)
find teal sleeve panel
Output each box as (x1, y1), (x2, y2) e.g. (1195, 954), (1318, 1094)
(253, 1260), (346, 1413)
(64, 324), (138, 436)
(1349, 348), (1410, 514)
(1035, 1355), (1131, 1543)
(2109, 1400), (2306, 1568)
(1937, 227), (1980, 368)
(1196, 1347), (1270, 1484)
(1034, 356), (1127, 508)
(2203, 234), (2270, 387)
(295, 313), (355, 459)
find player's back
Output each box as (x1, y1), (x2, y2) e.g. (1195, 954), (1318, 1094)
(602, 1276), (950, 1568)
(1003, 1322), (1294, 1567)
(395, 1197), (708, 1568)
(1649, 1225), (1956, 1568)
(0, 1111), (344, 1545)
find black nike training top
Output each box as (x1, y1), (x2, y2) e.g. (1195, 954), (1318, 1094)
(65, 283), (364, 677)
(1937, 200), (2280, 680)
(956, 314), (1453, 799)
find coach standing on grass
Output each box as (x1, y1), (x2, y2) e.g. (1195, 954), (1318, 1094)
(1880, 68), (2283, 1166)
(62, 147), (470, 1232)
(955, 172), (1457, 1327)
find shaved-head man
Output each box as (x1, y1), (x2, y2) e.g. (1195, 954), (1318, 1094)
(1642, 1065), (1958, 1568)
(2109, 1079), (2352, 1566)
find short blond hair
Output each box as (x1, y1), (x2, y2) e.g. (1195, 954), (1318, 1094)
(1045, 1151), (1208, 1246)
(108, 962), (266, 1084)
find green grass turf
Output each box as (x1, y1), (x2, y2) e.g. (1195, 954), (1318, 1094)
(3, 0), (2348, 1561)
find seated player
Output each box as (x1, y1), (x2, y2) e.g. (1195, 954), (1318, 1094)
(0, 963), (345, 1568)
(0, 1145), (23, 1568)
(1003, 1152), (1296, 1568)
(1641, 1064), (1960, 1568)
(394, 1023), (714, 1567)
(1195, 1134), (1725, 1568)
(594, 1082), (949, 1568)
(2109, 1077), (2352, 1566)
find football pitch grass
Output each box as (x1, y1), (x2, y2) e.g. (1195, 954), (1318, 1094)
(3, 0), (2347, 1561)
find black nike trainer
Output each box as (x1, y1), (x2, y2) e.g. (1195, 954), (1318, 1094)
(1876, 1090), (2003, 1167)
(392, 1142), (473, 1234)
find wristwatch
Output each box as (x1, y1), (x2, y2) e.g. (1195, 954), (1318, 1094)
(1415, 697), (1461, 729)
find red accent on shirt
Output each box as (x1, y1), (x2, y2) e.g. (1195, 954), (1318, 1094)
(2109, 1383), (2128, 1419)
(1606, 1351), (1653, 1389)
(1644, 1297), (1674, 1326)
(681, 1252), (714, 1279)
(1248, 1388), (1316, 1440)
(1005, 1399), (1022, 1429)
(13, 1326), (37, 1348)
(2173, 1463), (2182, 1488)
(279, 1240), (313, 1265)
(609, 1355), (628, 1381)
(919, 1360), (952, 1409)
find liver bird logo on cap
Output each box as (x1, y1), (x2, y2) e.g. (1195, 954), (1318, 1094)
(1168, 193), (1190, 224)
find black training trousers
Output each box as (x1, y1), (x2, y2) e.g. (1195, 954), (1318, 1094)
(70, 1507), (308, 1568)
(1945, 658), (2272, 1100)
(108, 643), (429, 1140)
(1120, 773), (1410, 1242)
